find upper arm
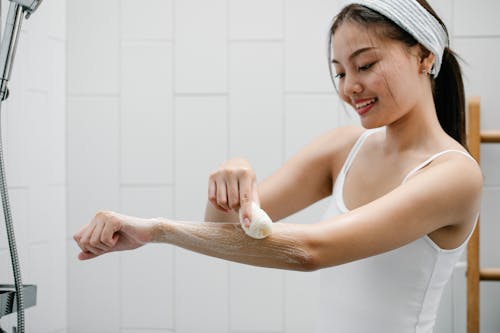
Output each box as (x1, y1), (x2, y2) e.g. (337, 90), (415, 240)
(259, 126), (364, 222)
(306, 154), (483, 269)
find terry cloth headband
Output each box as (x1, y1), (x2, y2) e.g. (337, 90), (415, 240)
(341, 0), (448, 77)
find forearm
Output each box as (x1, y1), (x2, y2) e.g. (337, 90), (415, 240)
(152, 219), (316, 271)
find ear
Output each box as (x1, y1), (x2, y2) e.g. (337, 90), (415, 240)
(419, 52), (436, 74)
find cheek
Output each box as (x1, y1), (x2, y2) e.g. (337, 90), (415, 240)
(371, 68), (407, 104)
(339, 87), (350, 104)
(380, 60), (419, 97)
(335, 80), (350, 104)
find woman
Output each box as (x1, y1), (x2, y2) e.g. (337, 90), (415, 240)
(74, 0), (482, 331)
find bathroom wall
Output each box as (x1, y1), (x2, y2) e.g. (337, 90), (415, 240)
(66, 1), (500, 333)
(0, 0), (66, 332)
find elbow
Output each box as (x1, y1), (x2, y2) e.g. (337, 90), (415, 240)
(296, 241), (324, 272)
(304, 248), (328, 272)
(298, 232), (338, 272)
(291, 249), (324, 272)
(280, 242), (320, 272)
(299, 255), (321, 272)
(273, 222), (332, 272)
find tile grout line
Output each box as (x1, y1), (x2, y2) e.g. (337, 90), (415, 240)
(172, 0), (177, 331)
(281, 0), (287, 329)
(226, 0), (232, 331)
(118, 0), (124, 330)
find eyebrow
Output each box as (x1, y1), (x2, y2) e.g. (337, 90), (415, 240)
(331, 47), (376, 64)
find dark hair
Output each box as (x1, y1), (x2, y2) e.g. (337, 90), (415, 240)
(329, 1), (466, 146)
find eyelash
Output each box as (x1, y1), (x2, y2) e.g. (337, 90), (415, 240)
(358, 62), (374, 71)
(335, 62), (375, 79)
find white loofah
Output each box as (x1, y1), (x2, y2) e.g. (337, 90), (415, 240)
(238, 202), (273, 239)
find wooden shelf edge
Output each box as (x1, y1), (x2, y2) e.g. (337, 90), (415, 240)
(481, 131), (500, 143)
(480, 269), (500, 281)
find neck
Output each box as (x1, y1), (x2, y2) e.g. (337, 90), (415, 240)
(383, 95), (445, 154)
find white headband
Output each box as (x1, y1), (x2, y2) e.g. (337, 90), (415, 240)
(341, 0), (448, 77)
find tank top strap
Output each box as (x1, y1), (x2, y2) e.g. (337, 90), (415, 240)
(339, 128), (382, 177)
(332, 129), (382, 213)
(402, 149), (477, 184)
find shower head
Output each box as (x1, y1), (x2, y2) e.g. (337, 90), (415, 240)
(11, 0), (43, 18)
(0, 0), (43, 100)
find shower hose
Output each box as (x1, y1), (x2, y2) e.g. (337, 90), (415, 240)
(0, 102), (25, 333)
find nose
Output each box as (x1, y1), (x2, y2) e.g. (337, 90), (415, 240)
(342, 73), (363, 97)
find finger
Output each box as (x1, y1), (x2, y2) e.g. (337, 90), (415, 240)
(101, 219), (119, 247)
(77, 224), (96, 253)
(78, 251), (98, 261)
(215, 178), (229, 211)
(252, 180), (260, 206)
(208, 179), (217, 206)
(89, 221), (109, 252)
(73, 223), (91, 243)
(239, 177), (253, 227)
(227, 174), (240, 211)
(209, 179), (227, 212)
(83, 243), (105, 256)
(73, 231), (82, 243)
(78, 225), (107, 255)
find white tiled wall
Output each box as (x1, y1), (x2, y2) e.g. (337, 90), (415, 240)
(0, 0), (66, 332)
(175, 0), (226, 94)
(66, 1), (500, 333)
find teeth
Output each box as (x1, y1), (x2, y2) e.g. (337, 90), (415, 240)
(355, 98), (376, 109)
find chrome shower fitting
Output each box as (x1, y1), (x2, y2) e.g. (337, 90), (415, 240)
(0, 0), (43, 101)
(10, 0), (43, 16)
(0, 1), (43, 333)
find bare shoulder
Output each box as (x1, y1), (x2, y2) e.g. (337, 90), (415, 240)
(282, 125), (366, 176)
(304, 125), (365, 170)
(407, 148), (483, 221)
(422, 147), (482, 190)
(315, 125), (365, 150)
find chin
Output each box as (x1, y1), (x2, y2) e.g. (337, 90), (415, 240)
(360, 118), (386, 129)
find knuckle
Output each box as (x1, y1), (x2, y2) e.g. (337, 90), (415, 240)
(95, 210), (109, 220)
(101, 236), (112, 247)
(237, 167), (250, 177)
(240, 167), (256, 181)
(226, 168), (236, 178)
(209, 171), (218, 180)
(80, 237), (89, 246)
(218, 196), (227, 205)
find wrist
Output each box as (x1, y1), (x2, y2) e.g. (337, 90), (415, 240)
(149, 217), (172, 243)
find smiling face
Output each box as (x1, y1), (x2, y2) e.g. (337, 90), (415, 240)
(332, 21), (430, 129)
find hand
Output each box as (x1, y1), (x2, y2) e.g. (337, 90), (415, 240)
(73, 211), (157, 260)
(208, 158), (260, 227)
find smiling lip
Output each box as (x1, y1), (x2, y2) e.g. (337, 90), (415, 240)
(352, 97), (377, 116)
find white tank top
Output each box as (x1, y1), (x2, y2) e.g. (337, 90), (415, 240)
(316, 129), (478, 333)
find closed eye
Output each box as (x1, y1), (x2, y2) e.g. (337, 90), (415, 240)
(358, 62), (375, 72)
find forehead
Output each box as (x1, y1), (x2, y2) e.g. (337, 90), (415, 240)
(332, 21), (387, 62)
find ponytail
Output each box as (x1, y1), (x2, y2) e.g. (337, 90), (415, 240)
(433, 47), (466, 146)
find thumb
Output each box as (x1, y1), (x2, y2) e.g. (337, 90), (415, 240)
(78, 251), (98, 261)
(240, 199), (253, 228)
(252, 182), (260, 207)
(241, 185), (260, 228)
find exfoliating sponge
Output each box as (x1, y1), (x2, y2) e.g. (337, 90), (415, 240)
(238, 202), (273, 239)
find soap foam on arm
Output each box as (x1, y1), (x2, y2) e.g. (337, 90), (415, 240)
(238, 202), (273, 239)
